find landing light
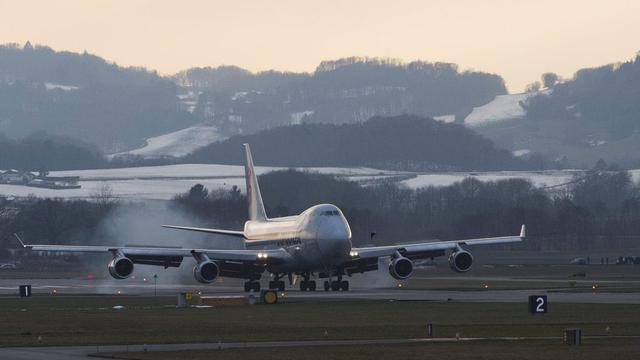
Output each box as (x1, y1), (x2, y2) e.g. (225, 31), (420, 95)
(349, 251), (359, 257)
(257, 252), (268, 259)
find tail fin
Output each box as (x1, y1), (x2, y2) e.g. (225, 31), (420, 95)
(243, 144), (268, 221)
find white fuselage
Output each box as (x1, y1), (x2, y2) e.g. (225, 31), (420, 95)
(243, 204), (352, 272)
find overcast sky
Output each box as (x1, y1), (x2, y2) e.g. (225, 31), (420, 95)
(2, 0), (639, 92)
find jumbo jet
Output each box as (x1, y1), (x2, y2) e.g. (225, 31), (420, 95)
(18, 144), (525, 292)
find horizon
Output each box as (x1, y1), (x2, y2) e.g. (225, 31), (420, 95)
(2, 0), (640, 93)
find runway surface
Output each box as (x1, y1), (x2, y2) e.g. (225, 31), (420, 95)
(1, 278), (640, 304)
(4, 336), (640, 360)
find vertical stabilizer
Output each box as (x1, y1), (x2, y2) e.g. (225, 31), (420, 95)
(243, 144), (268, 221)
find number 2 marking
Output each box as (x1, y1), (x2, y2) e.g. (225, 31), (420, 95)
(536, 297), (545, 312)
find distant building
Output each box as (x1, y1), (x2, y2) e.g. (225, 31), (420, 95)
(0, 170), (35, 184)
(0, 170), (80, 189)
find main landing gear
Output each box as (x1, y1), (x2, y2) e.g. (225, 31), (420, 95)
(324, 272), (349, 291)
(324, 280), (349, 291)
(243, 281), (261, 292)
(299, 272), (316, 291)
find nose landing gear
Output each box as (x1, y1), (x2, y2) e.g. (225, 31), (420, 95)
(268, 280), (286, 291)
(268, 273), (286, 291)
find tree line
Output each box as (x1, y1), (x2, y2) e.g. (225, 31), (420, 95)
(0, 132), (106, 170)
(173, 169), (640, 251)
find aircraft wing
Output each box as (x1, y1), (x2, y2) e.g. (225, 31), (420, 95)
(352, 225), (525, 260)
(161, 225), (245, 238)
(18, 240), (289, 263)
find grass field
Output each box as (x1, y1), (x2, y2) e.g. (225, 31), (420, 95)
(1, 296), (639, 347)
(402, 264), (640, 292)
(103, 338), (640, 360)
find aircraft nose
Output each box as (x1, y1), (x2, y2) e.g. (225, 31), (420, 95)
(316, 218), (351, 259)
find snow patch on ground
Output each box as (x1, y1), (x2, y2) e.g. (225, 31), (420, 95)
(0, 165), (401, 200)
(401, 170), (581, 190)
(464, 90), (551, 127)
(513, 149), (531, 157)
(0, 164), (615, 201)
(111, 125), (225, 158)
(433, 114), (455, 123)
(44, 82), (79, 91)
(290, 110), (314, 125)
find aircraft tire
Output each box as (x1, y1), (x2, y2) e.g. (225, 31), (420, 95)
(277, 280), (285, 291)
(308, 281), (317, 291)
(340, 280), (349, 291)
(244, 282), (252, 292)
(252, 281), (261, 292)
(331, 281), (340, 291)
(324, 281), (330, 291)
(300, 280), (308, 291)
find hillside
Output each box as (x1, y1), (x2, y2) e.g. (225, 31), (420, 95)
(0, 43), (197, 152)
(0, 132), (105, 170)
(175, 57), (507, 135)
(185, 115), (535, 171)
(0, 44), (509, 159)
(474, 54), (640, 167)
(111, 123), (225, 159)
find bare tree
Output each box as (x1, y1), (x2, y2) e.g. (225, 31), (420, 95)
(525, 81), (541, 93)
(541, 72), (559, 88)
(91, 182), (118, 210)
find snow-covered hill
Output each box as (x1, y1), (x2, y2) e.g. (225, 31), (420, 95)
(112, 124), (225, 158)
(463, 90), (551, 127)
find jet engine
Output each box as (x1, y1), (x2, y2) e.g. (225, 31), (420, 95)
(108, 256), (134, 279)
(389, 256), (414, 280)
(449, 250), (473, 272)
(193, 260), (220, 284)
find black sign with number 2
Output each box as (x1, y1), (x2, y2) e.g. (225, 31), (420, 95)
(528, 295), (548, 314)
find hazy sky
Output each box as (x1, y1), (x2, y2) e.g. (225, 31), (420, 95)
(2, 0), (639, 92)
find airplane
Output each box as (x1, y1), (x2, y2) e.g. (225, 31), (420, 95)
(18, 144), (525, 292)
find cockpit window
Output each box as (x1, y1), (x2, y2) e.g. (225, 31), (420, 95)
(320, 210), (340, 216)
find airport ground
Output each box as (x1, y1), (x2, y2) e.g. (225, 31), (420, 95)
(0, 264), (639, 359)
(103, 338), (640, 360)
(0, 297), (639, 359)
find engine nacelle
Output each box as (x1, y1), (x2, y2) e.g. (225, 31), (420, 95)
(193, 260), (220, 284)
(449, 250), (473, 272)
(108, 256), (134, 279)
(389, 256), (414, 280)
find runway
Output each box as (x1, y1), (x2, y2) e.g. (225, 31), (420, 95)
(1, 278), (640, 304)
(3, 335), (640, 360)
